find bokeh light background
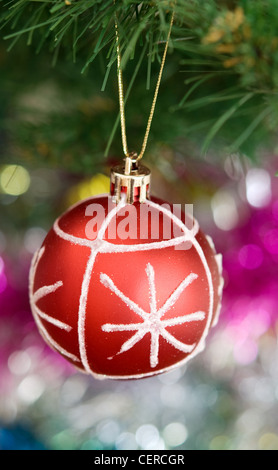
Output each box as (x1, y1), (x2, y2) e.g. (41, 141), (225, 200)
(0, 146), (278, 451)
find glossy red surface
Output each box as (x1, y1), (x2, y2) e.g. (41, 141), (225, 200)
(30, 195), (223, 379)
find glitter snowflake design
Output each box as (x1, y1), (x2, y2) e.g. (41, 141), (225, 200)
(100, 263), (206, 368)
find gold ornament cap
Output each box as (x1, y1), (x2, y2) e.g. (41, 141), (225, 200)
(110, 153), (151, 204)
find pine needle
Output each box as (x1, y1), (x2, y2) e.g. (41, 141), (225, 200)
(1, 0), (277, 160)
(201, 92), (255, 154)
(228, 107), (272, 153)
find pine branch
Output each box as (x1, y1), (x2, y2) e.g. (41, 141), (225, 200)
(0, 1), (178, 68)
(1, 0), (278, 164)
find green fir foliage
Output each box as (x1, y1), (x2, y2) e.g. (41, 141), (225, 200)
(0, 1), (278, 171)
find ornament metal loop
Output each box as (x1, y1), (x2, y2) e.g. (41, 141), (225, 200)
(110, 154), (151, 204)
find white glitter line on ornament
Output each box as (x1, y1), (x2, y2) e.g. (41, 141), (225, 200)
(29, 247), (80, 362)
(212, 253), (224, 327)
(162, 311), (206, 327)
(215, 253), (224, 294)
(53, 219), (94, 248)
(102, 234), (190, 253)
(33, 281), (63, 303)
(150, 331), (160, 368)
(204, 236), (224, 328)
(35, 315), (80, 363)
(160, 329), (196, 354)
(77, 248), (102, 372)
(102, 322), (145, 332)
(32, 282), (72, 331)
(31, 272), (71, 331)
(147, 200), (200, 239)
(32, 246), (45, 269)
(100, 273), (148, 321)
(146, 263), (157, 315)
(34, 303), (72, 332)
(77, 198), (127, 374)
(157, 273), (198, 319)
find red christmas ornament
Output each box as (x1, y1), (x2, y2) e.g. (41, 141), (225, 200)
(29, 159), (223, 380)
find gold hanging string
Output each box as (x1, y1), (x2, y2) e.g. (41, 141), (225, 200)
(114, 5), (175, 162)
(114, 16), (129, 158)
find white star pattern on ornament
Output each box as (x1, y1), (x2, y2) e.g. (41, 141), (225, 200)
(100, 263), (206, 368)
